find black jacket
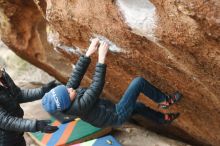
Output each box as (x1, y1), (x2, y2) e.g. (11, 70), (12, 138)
(0, 69), (54, 146)
(65, 55), (119, 128)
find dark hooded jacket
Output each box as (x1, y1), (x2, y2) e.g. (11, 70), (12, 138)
(65, 55), (119, 128)
(0, 69), (54, 146)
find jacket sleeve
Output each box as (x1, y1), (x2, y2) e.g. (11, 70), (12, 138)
(0, 106), (37, 132)
(18, 81), (59, 103)
(18, 87), (45, 103)
(76, 63), (106, 115)
(66, 55), (91, 89)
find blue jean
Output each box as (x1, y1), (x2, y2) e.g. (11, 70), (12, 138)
(115, 77), (167, 125)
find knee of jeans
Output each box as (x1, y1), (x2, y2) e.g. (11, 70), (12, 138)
(132, 77), (144, 85)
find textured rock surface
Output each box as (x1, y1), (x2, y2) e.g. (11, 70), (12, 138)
(0, 0), (219, 145)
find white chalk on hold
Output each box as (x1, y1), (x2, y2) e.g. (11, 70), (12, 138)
(92, 34), (127, 53)
(56, 43), (82, 56)
(116, 0), (158, 42)
(47, 28), (60, 47)
(46, 27), (82, 55)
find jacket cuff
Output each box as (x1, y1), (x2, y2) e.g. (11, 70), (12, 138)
(79, 55), (91, 63)
(81, 54), (90, 59)
(96, 63), (107, 68)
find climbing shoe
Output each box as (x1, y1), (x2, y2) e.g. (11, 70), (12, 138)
(158, 91), (182, 109)
(164, 112), (180, 124)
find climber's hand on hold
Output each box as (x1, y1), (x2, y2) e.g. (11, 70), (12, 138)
(98, 41), (109, 64)
(86, 38), (100, 57)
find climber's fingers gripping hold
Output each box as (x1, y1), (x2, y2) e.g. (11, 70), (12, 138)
(98, 41), (109, 64)
(86, 38), (100, 57)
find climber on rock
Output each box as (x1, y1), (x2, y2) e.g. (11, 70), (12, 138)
(42, 38), (182, 128)
(0, 68), (59, 146)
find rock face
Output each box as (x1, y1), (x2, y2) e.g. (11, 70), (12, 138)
(0, 0), (219, 145)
